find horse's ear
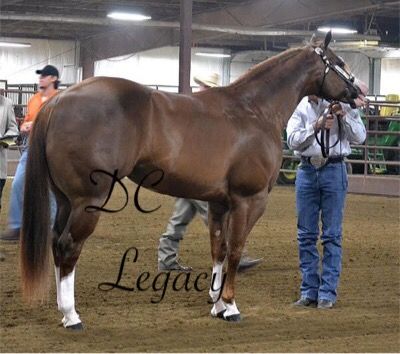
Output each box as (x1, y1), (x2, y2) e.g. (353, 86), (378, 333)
(310, 33), (317, 46)
(324, 31), (332, 48)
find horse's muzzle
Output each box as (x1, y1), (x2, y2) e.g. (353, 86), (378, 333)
(344, 87), (358, 108)
(349, 85), (359, 99)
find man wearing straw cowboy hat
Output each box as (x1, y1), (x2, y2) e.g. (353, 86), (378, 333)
(158, 72), (263, 272)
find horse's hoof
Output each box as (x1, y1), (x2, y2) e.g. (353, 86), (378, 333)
(224, 313), (241, 322)
(66, 322), (84, 331)
(211, 309), (226, 319)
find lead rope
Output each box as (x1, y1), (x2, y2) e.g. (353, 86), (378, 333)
(315, 102), (342, 158)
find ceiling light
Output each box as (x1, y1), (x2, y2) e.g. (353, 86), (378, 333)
(0, 41), (31, 48)
(317, 26), (357, 34)
(195, 53), (231, 58)
(337, 40), (379, 47)
(107, 12), (151, 21)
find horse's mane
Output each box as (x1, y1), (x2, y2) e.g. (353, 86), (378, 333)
(228, 46), (309, 89)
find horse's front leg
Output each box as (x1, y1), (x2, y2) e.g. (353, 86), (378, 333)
(208, 202), (229, 318)
(221, 192), (267, 322)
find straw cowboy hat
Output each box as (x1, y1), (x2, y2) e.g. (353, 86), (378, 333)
(193, 72), (220, 88)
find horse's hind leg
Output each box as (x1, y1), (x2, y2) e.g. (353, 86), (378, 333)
(52, 200), (100, 330)
(208, 202), (229, 318)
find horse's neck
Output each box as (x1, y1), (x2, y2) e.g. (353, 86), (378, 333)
(230, 47), (318, 131)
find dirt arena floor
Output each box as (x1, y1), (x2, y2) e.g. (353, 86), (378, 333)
(0, 180), (399, 352)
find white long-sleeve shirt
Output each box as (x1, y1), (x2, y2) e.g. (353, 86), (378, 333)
(286, 97), (366, 157)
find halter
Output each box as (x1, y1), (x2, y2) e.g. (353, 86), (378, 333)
(314, 47), (356, 97)
(313, 47), (354, 158)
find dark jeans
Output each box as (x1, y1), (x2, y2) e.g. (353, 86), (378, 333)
(0, 178), (5, 209)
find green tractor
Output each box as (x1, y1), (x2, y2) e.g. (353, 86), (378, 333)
(277, 130), (300, 185)
(348, 97), (399, 175)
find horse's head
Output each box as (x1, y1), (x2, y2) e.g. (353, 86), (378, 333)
(310, 32), (366, 108)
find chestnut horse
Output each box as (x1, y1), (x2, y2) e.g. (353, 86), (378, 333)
(21, 33), (361, 329)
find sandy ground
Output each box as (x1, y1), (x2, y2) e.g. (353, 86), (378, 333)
(0, 181), (399, 352)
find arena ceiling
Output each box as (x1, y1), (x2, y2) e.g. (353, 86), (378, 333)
(0, 0), (399, 53)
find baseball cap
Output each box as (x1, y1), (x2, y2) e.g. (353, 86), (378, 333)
(36, 65), (59, 77)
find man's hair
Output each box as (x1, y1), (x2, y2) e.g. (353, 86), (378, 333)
(54, 80), (60, 89)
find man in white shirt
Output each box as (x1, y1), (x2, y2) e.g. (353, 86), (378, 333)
(287, 92), (366, 309)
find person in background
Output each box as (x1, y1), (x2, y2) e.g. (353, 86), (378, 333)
(0, 94), (18, 211)
(1, 65), (60, 242)
(0, 94), (19, 260)
(287, 80), (368, 309)
(158, 73), (263, 272)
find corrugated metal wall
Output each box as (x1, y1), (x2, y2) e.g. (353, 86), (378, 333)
(0, 37), (80, 85)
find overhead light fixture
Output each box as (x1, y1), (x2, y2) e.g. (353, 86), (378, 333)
(0, 41), (31, 48)
(317, 26), (357, 34)
(195, 53), (231, 58)
(107, 11), (151, 21)
(337, 40), (379, 47)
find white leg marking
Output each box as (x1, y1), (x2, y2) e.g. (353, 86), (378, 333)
(55, 266), (81, 327)
(224, 300), (240, 318)
(209, 262), (226, 316)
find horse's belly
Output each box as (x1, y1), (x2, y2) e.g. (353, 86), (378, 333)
(129, 162), (227, 202)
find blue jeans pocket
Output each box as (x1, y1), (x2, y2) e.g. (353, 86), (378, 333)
(322, 163), (348, 191)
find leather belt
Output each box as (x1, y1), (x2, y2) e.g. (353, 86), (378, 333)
(301, 156), (344, 168)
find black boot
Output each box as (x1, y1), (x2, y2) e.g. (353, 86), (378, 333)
(237, 255), (263, 273)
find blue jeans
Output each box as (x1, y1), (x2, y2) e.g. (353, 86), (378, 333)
(8, 149), (56, 229)
(295, 161), (348, 302)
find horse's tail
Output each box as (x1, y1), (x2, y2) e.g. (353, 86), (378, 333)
(20, 107), (53, 303)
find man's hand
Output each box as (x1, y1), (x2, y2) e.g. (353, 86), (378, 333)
(20, 121), (33, 133)
(314, 102), (347, 132)
(330, 103), (345, 118)
(314, 114), (335, 132)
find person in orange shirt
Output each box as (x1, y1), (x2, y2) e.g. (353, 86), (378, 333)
(1, 65), (60, 241)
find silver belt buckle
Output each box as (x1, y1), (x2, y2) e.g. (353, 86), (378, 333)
(310, 156), (327, 168)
